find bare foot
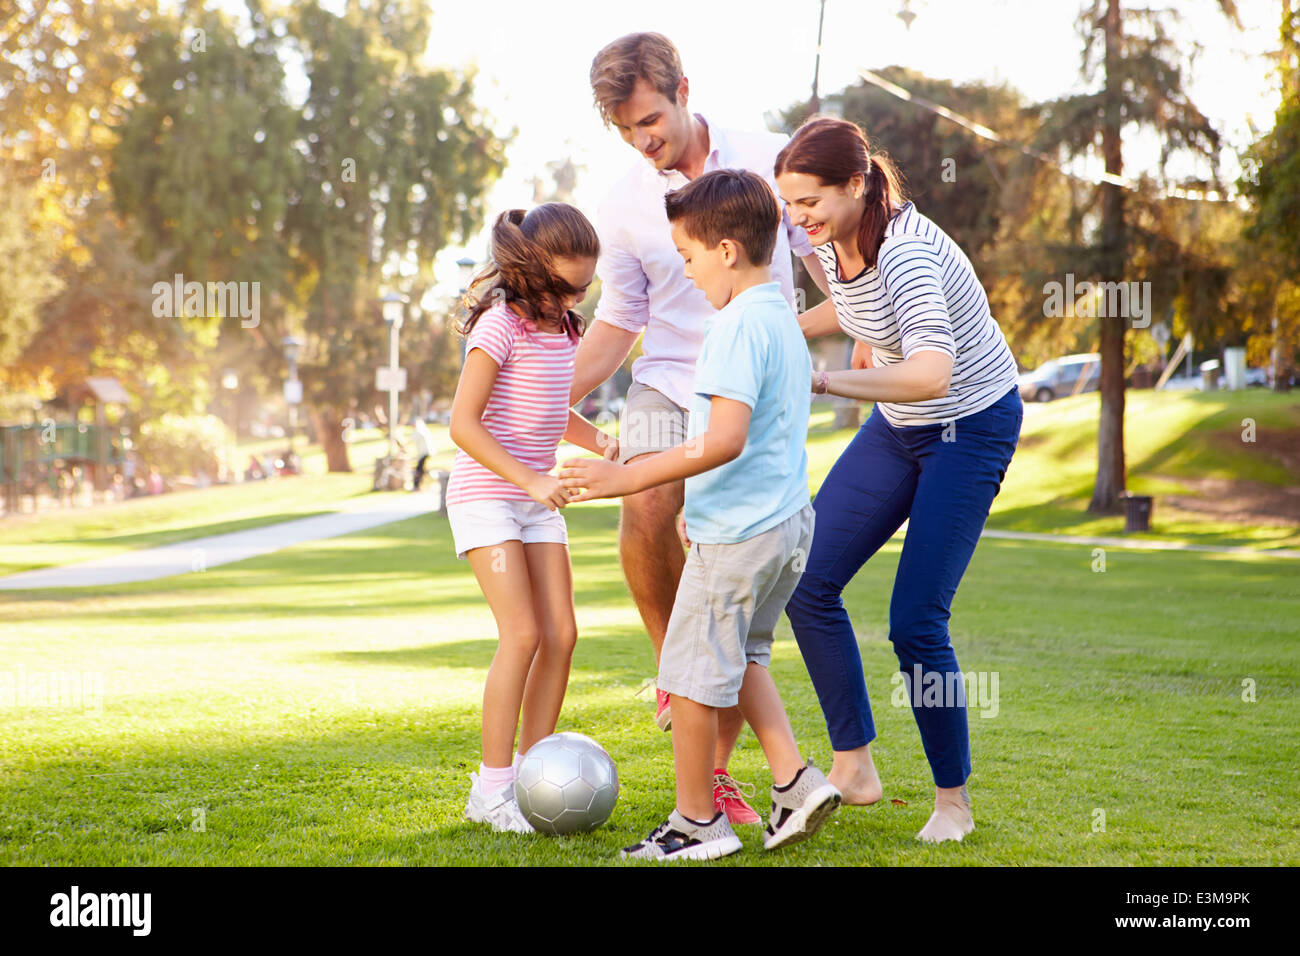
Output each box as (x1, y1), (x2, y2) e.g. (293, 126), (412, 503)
(917, 784), (974, 843)
(828, 745), (883, 806)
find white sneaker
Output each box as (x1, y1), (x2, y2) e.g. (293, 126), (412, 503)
(464, 772), (533, 834)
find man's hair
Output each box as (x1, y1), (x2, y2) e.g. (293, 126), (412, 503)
(663, 169), (780, 267)
(589, 32), (683, 127)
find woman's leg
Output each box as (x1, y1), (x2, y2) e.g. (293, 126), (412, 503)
(466, 540), (541, 769)
(784, 410), (919, 803)
(888, 389), (1022, 840)
(517, 542), (578, 755)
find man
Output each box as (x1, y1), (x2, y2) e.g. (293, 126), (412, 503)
(570, 32), (830, 824)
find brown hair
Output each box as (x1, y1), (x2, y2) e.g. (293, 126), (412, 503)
(589, 32), (683, 127)
(459, 203), (599, 339)
(775, 116), (908, 271)
(664, 168), (780, 267)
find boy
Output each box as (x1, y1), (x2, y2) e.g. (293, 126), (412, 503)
(559, 169), (840, 860)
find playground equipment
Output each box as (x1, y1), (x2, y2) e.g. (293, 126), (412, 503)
(1, 423), (130, 515)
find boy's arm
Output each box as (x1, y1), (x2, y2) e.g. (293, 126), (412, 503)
(558, 396), (751, 502)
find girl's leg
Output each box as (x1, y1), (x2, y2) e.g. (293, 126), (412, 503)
(517, 542), (578, 755)
(889, 389), (1022, 841)
(783, 411), (918, 803)
(466, 541), (541, 770)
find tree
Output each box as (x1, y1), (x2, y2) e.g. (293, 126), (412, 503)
(1035, 0), (1241, 513)
(1241, 0), (1300, 390)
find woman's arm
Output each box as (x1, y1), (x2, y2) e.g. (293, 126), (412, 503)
(798, 297), (840, 339)
(449, 348), (568, 510)
(816, 350), (953, 404)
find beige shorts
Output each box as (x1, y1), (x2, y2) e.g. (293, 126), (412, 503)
(619, 382), (688, 465)
(657, 504), (816, 709)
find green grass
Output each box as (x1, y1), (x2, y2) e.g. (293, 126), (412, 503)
(1, 503), (1296, 866)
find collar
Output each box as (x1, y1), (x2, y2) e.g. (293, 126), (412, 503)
(655, 113), (726, 183)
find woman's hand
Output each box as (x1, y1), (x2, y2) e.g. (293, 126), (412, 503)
(851, 341), (873, 370)
(525, 472), (569, 511)
(558, 457), (635, 502)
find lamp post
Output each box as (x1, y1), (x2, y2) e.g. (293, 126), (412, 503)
(380, 292), (408, 466)
(221, 368), (239, 483)
(281, 336), (304, 458)
(457, 257), (478, 366)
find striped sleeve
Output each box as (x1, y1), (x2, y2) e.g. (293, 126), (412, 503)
(466, 307), (516, 367)
(877, 237), (957, 360)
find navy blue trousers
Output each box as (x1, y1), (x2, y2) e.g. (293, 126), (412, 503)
(785, 386), (1022, 788)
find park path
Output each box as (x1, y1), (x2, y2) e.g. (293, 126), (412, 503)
(3, 500), (1296, 593)
(0, 493), (442, 590)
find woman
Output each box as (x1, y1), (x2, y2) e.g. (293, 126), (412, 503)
(774, 117), (1022, 843)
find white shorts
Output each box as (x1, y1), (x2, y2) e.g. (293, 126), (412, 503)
(446, 497), (568, 559)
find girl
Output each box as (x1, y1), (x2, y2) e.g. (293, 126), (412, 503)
(446, 203), (611, 832)
(774, 117), (1023, 843)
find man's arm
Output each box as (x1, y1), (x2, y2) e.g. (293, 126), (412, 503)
(569, 321), (639, 406)
(801, 252), (831, 297)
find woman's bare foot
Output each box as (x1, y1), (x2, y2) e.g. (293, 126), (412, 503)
(828, 745), (883, 806)
(917, 784), (974, 843)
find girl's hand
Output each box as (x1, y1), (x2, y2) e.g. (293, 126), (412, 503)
(526, 472), (569, 511)
(677, 513), (690, 549)
(558, 457), (633, 502)
(601, 436), (620, 462)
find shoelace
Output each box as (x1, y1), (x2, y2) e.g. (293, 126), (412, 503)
(632, 676), (657, 700)
(713, 771), (756, 800)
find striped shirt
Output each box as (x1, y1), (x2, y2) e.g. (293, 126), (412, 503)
(816, 201), (1019, 426)
(445, 303), (577, 505)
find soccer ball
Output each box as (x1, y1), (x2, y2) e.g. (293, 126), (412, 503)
(514, 732), (619, 835)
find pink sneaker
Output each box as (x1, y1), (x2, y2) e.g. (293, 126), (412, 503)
(713, 769), (762, 825)
(655, 689), (672, 731)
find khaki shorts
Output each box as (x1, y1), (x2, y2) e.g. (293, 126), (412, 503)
(657, 504), (816, 709)
(619, 382), (687, 465)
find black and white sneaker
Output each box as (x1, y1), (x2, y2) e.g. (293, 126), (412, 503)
(621, 809), (743, 861)
(763, 762), (842, 850)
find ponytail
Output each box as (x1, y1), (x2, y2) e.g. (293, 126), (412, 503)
(775, 116), (909, 270)
(459, 203), (600, 339)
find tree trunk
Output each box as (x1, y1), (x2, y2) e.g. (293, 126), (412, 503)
(310, 406), (352, 472)
(1088, 0), (1128, 515)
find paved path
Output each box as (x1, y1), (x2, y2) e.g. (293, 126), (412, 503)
(4, 497), (1296, 593)
(0, 494), (442, 590)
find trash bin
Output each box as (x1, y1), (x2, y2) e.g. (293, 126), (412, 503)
(1199, 359), (1221, 391)
(1120, 492), (1153, 532)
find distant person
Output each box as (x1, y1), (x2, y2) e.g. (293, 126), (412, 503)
(410, 418), (434, 491)
(446, 203), (611, 833)
(146, 466), (164, 495)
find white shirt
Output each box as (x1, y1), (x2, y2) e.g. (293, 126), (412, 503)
(816, 202), (1019, 426)
(593, 116), (813, 410)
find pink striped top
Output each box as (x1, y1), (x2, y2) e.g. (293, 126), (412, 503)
(446, 302), (578, 506)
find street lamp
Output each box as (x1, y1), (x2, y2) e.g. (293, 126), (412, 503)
(221, 368), (239, 483)
(281, 336), (304, 458)
(380, 292), (408, 467)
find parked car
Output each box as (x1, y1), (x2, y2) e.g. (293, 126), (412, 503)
(1018, 353), (1101, 402)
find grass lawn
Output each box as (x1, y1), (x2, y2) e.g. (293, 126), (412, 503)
(2, 501), (1296, 866)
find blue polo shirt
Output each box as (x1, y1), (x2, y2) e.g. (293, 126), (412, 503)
(684, 282), (812, 544)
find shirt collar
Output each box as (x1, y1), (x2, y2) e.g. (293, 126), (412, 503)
(655, 113), (725, 184)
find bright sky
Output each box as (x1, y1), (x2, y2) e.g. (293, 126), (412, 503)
(328, 0), (1286, 294)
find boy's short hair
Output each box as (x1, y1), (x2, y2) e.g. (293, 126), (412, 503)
(664, 169), (780, 267)
(590, 33), (683, 127)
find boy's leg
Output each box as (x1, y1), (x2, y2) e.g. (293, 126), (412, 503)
(669, 695), (718, 822)
(517, 542), (577, 756)
(735, 663), (802, 785)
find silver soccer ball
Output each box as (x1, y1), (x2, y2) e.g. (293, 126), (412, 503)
(514, 732), (619, 835)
